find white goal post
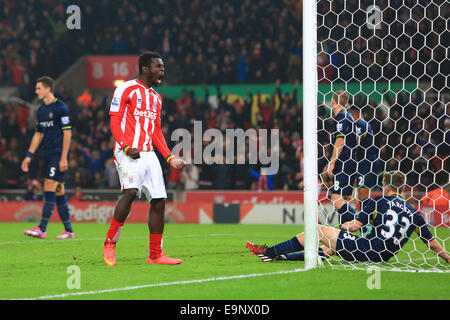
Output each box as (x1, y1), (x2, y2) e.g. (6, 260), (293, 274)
(302, 0), (320, 270)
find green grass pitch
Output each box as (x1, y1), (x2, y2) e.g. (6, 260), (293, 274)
(0, 222), (449, 300)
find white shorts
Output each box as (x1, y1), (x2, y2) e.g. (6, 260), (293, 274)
(114, 150), (167, 202)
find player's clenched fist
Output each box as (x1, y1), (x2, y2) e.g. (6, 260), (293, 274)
(59, 158), (69, 172)
(169, 157), (186, 170)
(126, 147), (141, 159)
(21, 157), (31, 172)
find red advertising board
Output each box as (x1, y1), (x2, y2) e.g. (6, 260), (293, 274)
(0, 201), (200, 224)
(86, 56), (139, 89)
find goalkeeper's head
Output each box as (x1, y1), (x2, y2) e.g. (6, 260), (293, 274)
(331, 90), (349, 115)
(382, 171), (406, 195)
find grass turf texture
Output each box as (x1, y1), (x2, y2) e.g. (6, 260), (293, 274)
(0, 222), (449, 300)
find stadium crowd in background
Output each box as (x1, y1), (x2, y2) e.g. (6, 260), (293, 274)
(0, 0), (448, 197)
(1, 81), (448, 197)
(0, 0), (301, 98)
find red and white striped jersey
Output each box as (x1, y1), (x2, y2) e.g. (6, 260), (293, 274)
(109, 79), (172, 159)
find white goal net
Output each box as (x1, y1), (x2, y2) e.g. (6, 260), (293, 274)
(311, 0), (449, 272)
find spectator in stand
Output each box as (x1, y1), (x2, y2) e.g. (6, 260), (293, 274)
(77, 146), (112, 182)
(25, 179), (43, 201)
(71, 186), (86, 201)
(103, 158), (120, 189)
(76, 89), (93, 108)
(181, 164), (199, 190)
(167, 164), (183, 190)
(420, 186), (450, 209)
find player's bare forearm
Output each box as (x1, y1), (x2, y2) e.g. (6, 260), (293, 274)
(341, 220), (363, 232)
(22, 132), (43, 172)
(330, 138), (344, 165)
(325, 137), (344, 175)
(428, 239), (450, 263)
(60, 130), (72, 171)
(28, 132), (44, 154)
(61, 130), (72, 161)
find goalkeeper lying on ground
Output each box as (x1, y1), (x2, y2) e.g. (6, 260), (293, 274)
(247, 171), (450, 264)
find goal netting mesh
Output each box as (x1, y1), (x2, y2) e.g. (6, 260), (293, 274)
(316, 0), (449, 272)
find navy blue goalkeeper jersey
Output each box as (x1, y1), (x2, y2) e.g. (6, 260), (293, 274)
(35, 98), (72, 157)
(354, 119), (378, 161)
(332, 109), (357, 171)
(356, 195), (434, 255)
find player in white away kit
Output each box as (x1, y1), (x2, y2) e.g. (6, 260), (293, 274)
(103, 51), (186, 266)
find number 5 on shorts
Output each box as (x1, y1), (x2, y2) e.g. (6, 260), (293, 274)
(49, 167), (56, 177)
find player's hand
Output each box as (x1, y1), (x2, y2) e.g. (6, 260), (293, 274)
(320, 164), (334, 188)
(59, 158), (68, 172)
(127, 148), (141, 159)
(169, 157), (186, 170)
(21, 157), (31, 172)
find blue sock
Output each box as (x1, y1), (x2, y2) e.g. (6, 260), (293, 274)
(284, 248), (326, 261)
(38, 191), (56, 232)
(56, 195), (73, 233)
(266, 236), (304, 258)
(338, 203), (356, 224)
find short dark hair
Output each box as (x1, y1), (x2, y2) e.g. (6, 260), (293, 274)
(138, 51), (162, 75)
(36, 76), (55, 92)
(348, 105), (360, 113)
(382, 171), (406, 193)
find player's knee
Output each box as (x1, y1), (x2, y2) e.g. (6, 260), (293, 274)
(151, 198), (166, 212)
(123, 188), (138, 201)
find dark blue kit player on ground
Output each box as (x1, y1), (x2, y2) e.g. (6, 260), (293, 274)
(247, 171), (450, 263)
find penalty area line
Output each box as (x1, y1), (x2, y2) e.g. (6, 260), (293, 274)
(16, 268), (308, 300)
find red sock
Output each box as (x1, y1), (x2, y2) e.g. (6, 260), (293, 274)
(105, 218), (124, 244)
(149, 234), (163, 259)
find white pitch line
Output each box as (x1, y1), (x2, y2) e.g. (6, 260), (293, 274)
(0, 234), (241, 246)
(15, 268), (308, 300)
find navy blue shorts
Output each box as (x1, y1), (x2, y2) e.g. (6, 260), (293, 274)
(335, 231), (388, 263)
(331, 160), (357, 197)
(355, 159), (380, 189)
(44, 154), (66, 183)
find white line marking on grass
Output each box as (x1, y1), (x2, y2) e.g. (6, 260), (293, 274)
(15, 268), (308, 300)
(0, 234), (241, 246)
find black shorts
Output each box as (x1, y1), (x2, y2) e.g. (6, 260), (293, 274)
(44, 154), (66, 183)
(331, 160), (357, 197)
(335, 231), (389, 263)
(355, 159), (380, 189)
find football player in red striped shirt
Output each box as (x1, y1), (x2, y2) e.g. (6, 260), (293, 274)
(103, 52), (186, 266)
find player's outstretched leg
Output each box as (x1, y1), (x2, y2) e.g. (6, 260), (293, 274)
(247, 237), (303, 262)
(147, 198), (181, 265)
(246, 241), (272, 262)
(273, 247), (329, 261)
